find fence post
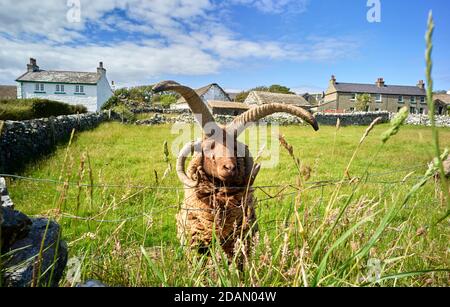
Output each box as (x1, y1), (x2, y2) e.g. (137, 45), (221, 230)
(0, 120), (3, 173)
(0, 177), (14, 209)
(49, 116), (56, 146)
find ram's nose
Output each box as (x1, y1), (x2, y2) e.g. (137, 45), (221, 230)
(223, 163), (236, 175)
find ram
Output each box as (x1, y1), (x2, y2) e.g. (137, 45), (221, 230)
(153, 81), (319, 258)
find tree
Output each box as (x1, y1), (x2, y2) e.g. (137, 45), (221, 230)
(235, 91), (250, 102)
(234, 84), (294, 102)
(158, 94), (178, 108)
(355, 93), (372, 112)
(268, 84), (294, 94)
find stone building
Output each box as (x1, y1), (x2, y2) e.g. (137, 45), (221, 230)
(321, 76), (427, 114)
(433, 94), (450, 115)
(171, 83), (232, 111)
(207, 100), (249, 116)
(244, 91), (311, 108)
(16, 58), (113, 112)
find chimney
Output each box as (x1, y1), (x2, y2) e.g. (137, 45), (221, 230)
(111, 80), (116, 91)
(97, 61), (106, 75)
(27, 58), (39, 72)
(417, 80), (425, 90)
(330, 75), (336, 85)
(376, 78), (385, 87)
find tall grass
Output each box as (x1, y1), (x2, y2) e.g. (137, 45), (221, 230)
(1, 12), (449, 287)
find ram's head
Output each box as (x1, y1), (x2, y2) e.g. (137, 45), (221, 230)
(153, 81), (319, 187)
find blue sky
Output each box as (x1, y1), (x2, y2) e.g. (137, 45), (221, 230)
(0, 0), (449, 93)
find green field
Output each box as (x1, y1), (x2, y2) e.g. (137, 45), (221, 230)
(6, 122), (450, 286)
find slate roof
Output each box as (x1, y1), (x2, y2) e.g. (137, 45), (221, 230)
(16, 70), (101, 84)
(434, 94), (450, 105)
(177, 83), (231, 103)
(208, 100), (249, 110)
(247, 91), (310, 106)
(332, 82), (426, 96)
(0, 85), (17, 99)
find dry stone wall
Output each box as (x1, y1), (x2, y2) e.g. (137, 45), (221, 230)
(0, 112), (110, 173)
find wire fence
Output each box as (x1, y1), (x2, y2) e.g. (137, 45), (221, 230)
(1, 163), (431, 225)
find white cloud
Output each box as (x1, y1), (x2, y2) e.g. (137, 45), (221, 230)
(225, 0), (309, 14)
(0, 0), (358, 86)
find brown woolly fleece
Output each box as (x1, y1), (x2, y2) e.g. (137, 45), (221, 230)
(176, 154), (258, 258)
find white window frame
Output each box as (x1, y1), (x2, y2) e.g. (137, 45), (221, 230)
(410, 96), (416, 103)
(75, 85), (84, 93)
(398, 96), (404, 103)
(350, 93), (357, 101)
(375, 94), (382, 102)
(420, 96), (426, 104)
(35, 83), (45, 92)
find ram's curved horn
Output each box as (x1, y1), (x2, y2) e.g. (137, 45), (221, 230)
(176, 140), (203, 188)
(227, 103), (319, 136)
(153, 81), (218, 135)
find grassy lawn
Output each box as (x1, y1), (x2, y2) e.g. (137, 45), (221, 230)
(6, 122), (450, 286)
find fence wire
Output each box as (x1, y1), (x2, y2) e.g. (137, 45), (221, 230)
(1, 163), (430, 224)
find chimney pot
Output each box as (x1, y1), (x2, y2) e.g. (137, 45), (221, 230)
(27, 58), (39, 72)
(376, 77), (385, 87)
(97, 61), (106, 74)
(330, 75), (336, 84)
(417, 80), (425, 89)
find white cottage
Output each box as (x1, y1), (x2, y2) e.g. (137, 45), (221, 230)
(16, 58), (113, 112)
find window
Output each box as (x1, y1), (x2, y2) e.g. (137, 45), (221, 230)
(420, 97), (426, 104)
(410, 96), (416, 103)
(349, 107), (355, 112)
(350, 93), (357, 101)
(375, 94), (382, 102)
(419, 108), (424, 114)
(410, 107), (416, 114)
(55, 84), (64, 92)
(397, 107), (402, 112)
(35, 83), (44, 92)
(375, 108), (380, 112)
(75, 85), (84, 93)
(398, 96), (404, 103)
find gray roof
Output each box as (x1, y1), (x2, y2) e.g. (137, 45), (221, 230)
(16, 70), (101, 84)
(246, 91), (310, 106)
(177, 83), (231, 103)
(333, 82), (426, 96)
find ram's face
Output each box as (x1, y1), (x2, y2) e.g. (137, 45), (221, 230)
(202, 138), (238, 183)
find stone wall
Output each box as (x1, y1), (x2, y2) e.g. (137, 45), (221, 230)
(135, 111), (392, 127)
(0, 112), (110, 173)
(404, 114), (450, 127)
(314, 111), (390, 126)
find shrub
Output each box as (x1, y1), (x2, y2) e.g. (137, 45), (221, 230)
(112, 104), (136, 122)
(0, 98), (87, 120)
(31, 99), (87, 118)
(102, 95), (120, 110)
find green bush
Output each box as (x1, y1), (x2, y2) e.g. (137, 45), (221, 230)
(31, 99), (87, 118)
(112, 104), (136, 122)
(101, 95), (120, 110)
(0, 98), (87, 120)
